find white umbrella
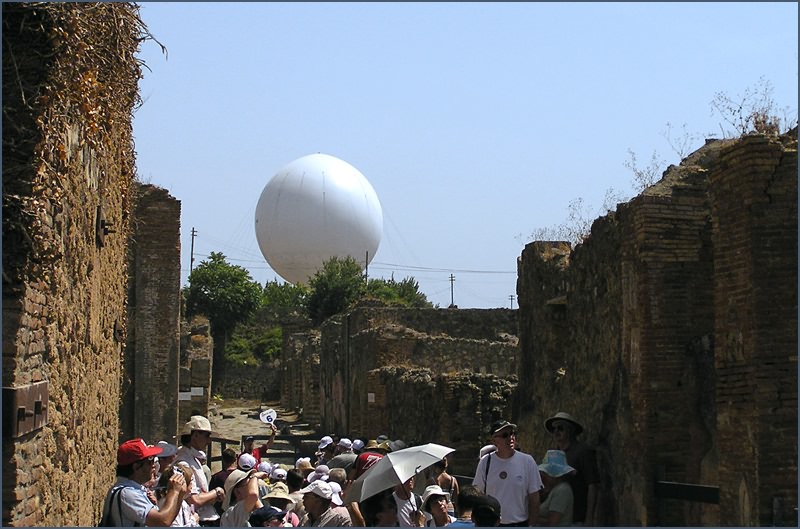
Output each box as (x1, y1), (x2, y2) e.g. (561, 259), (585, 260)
(344, 443), (455, 503)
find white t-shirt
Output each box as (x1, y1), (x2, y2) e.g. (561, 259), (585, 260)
(175, 445), (219, 522)
(393, 490), (421, 527)
(220, 500), (252, 527)
(472, 450), (543, 524)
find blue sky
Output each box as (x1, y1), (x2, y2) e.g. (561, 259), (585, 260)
(133, 2), (798, 309)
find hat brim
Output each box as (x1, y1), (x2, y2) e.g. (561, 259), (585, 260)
(544, 415), (583, 435)
(491, 422), (517, 435)
(539, 464), (575, 478)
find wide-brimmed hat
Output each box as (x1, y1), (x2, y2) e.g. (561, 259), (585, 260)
(364, 439), (380, 450)
(421, 485), (451, 513)
(117, 438), (165, 466)
(295, 457), (314, 472)
(538, 450), (576, 478)
(544, 412), (584, 435)
(262, 481), (295, 505)
(307, 464), (330, 483)
(488, 419), (516, 436)
(223, 469), (254, 510)
(181, 415), (214, 435)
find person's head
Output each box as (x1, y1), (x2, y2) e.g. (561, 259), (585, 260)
(488, 419), (517, 455)
(299, 481), (335, 518)
(538, 449), (575, 487)
(243, 436), (255, 452)
(270, 466), (288, 483)
(361, 489), (397, 527)
(307, 464), (330, 484)
(221, 448), (237, 469)
(262, 481), (295, 511)
(545, 412), (583, 448)
(155, 441), (178, 469)
(394, 475), (414, 496)
(317, 436), (336, 459)
(456, 485), (483, 517)
(295, 457), (315, 480)
(335, 437), (353, 454)
(352, 439), (365, 453)
(472, 494), (502, 527)
(249, 505), (288, 527)
(421, 485), (451, 522)
(327, 467), (347, 486)
(223, 469), (255, 510)
(182, 415), (214, 451)
(157, 463), (193, 500)
(239, 453), (258, 471)
(116, 438), (163, 483)
(285, 468), (305, 492)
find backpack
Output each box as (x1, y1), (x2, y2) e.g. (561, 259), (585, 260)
(98, 486), (141, 527)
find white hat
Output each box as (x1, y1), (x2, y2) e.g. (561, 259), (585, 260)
(479, 444), (497, 459)
(421, 485), (451, 513)
(327, 481), (344, 506)
(352, 439), (365, 451)
(307, 464), (330, 483)
(318, 436), (334, 450)
(257, 462), (272, 473)
(270, 467), (287, 480)
(238, 453), (257, 471)
(337, 438), (352, 450)
(299, 480), (335, 501)
(182, 415), (214, 435)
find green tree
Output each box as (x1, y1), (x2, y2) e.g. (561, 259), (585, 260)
(261, 279), (309, 319)
(184, 252), (262, 379)
(305, 256), (365, 325)
(365, 276), (432, 308)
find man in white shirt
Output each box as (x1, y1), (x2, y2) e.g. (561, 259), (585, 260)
(175, 415), (225, 526)
(473, 420), (543, 526)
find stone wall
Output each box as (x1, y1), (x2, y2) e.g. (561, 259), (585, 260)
(123, 184), (182, 443)
(516, 131), (797, 526)
(280, 328), (321, 427)
(178, 315), (214, 422)
(214, 357), (282, 401)
(709, 133), (798, 526)
(1, 4), (145, 526)
(310, 306), (518, 473)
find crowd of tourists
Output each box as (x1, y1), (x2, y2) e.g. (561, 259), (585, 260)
(101, 411), (599, 527)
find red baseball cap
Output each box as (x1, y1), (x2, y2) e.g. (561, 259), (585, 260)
(118, 438), (165, 466)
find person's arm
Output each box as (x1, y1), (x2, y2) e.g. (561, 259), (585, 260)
(242, 470), (268, 513)
(585, 483), (597, 525)
(261, 423), (279, 452)
(346, 501), (366, 527)
(146, 472), (186, 527)
(528, 490), (540, 526)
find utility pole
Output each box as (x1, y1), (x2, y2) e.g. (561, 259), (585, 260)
(190, 227), (197, 273)
(509, 294), (515, 309)
(449, 274), (456, 308)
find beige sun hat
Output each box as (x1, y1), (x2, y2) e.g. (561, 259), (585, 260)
(181, 415), (214, 435)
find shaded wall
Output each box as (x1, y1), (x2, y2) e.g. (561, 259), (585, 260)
(124, 184), (181, 443)
(516, 131), (797, 526)
(2, 3), (144, 525)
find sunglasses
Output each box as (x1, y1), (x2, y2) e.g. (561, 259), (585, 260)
(494, 430), (516, 439)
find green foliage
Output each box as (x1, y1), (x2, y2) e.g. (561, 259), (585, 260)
(305, 257), (432, 324)
(365, 276), (432, 308)
(184, 251), (262, 338)
(261, 279), (309, 318)
(224, 324), (282, 366)
(305, 256), (366, 325)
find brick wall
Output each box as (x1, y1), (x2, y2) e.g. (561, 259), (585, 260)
(2, 4), (144, 525)
(178, 316), (214, 422)
(124, 184), (182, 443)
(709, 133), (797, 526)
(516, 131), (797, 526)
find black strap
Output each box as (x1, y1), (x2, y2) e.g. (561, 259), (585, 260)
(483, 454), (492, 494)
(99, 486), (141, 527)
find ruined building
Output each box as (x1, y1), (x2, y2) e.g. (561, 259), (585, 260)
(516, 132), (797, 526)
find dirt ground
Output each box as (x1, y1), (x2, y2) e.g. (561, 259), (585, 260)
(205, 398), (318, 473)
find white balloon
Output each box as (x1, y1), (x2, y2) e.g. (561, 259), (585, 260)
(254, 153), (383, 284)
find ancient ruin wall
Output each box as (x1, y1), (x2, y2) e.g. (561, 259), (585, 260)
(123, 184), (182, 443)
(316, 306), (519, 464)
(2, 4), (145, 526)
(516, 132), (797, 526)
(709, 133), (797, 526)
(178, 316), (214, 422)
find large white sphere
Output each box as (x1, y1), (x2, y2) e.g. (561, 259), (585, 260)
(254, 153), (383, 284)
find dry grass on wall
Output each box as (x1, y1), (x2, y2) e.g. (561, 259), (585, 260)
(3, 3), (152, 526)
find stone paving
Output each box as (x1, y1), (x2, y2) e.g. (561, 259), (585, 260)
(205, 398), (319, 473)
